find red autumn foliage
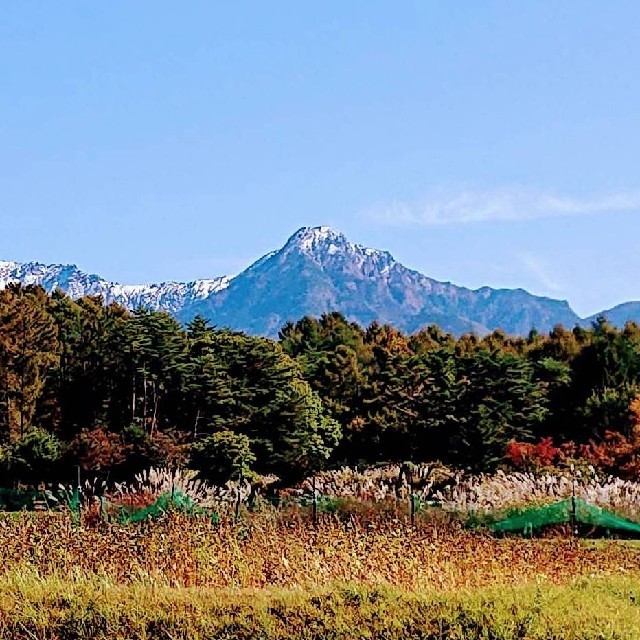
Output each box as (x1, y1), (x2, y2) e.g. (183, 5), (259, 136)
(507, 396), (640, 480)
(506, 437), (570, 470)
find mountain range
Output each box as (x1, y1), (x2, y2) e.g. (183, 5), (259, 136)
(1, 226), (637, 336)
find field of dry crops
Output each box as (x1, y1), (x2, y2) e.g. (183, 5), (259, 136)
(1, 510), (640, 638)
(3, 511), (640, 590)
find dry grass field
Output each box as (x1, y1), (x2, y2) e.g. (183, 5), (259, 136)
(1, 510), (640, 638)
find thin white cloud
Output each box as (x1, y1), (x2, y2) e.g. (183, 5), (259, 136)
(517, 252), (564, 294)
(367, 188), (640, 226)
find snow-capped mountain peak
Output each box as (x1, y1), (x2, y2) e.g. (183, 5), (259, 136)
(285, 226), (348, 253)
(284, 226), (397, 275)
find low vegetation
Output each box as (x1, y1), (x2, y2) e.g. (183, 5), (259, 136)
(4, 575), (640, 640)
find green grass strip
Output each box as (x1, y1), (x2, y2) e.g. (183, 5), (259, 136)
(1, 573), (640, 639)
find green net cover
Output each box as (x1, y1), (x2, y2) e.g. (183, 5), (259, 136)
(490, 498), (640, 535)
(110, 489), (200, 524)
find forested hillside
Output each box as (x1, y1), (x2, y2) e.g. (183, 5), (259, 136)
(2, 283), (640, 486)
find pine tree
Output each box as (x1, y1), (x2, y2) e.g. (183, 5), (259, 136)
(0, 285), (58, 440)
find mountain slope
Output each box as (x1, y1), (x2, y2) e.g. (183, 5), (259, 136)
(193, 227), (580, 336)
(1, 226), (637, 336)
(588, 302), (640, 327)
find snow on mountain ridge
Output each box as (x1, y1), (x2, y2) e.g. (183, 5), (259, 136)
(0, 261), (230, 313)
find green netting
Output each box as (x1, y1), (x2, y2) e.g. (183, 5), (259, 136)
(0, 486), (213, 525)
(490, 498), (640, 535)
(66, 487), (81, 524)
(107, 489), (202, 524)
(0, 487), (71, 511)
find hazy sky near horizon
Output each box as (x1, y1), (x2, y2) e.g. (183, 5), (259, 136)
(1, 1), (639, 317)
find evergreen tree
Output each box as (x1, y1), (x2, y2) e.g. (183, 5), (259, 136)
(0, 285), (58, 440)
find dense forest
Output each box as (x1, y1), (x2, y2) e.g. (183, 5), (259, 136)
(1, 283), (640, 487)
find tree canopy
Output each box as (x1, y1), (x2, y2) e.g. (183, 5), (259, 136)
(1, 286), (640, 485)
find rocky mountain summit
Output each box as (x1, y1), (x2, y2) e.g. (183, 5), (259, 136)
(1, 227), (637, 336)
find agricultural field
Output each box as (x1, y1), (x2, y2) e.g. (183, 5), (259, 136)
(2, 467), (640, 639)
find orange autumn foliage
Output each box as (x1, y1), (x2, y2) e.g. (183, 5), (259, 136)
(505, 437), (579, 471)
(585, 395), (640, 479)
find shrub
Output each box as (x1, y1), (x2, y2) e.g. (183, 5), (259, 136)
(190, 430), (256, 485)
(5, 427), (64, 485)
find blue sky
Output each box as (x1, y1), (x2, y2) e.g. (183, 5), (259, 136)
(1, 1), (639, 317)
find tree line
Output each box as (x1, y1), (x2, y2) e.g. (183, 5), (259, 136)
(1, 284), (640, 486)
